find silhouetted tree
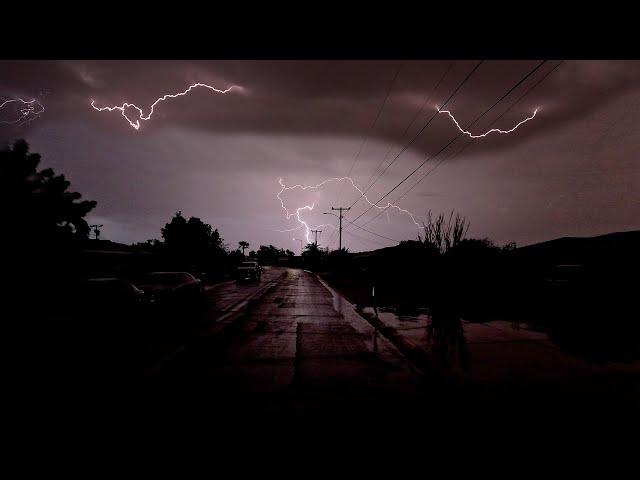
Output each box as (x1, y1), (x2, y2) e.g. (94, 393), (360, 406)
(302, 242), (318, 255)
(301, 242), (328, 271)
(133, 238), (163, 251)
(1, 139), (96, 248)
(162, 212), (224, 254)
(238, 241), (249, 256)
(326, 247), (354, 271)
(228, 249), (245, 266)
(256, 244), (291, 264)
(421, 210), (470, 254)
(160, 211), (226, 274)
(502, 241), (517, 252)
(446, 238), (501, 260)
(1, 139), (96, 319)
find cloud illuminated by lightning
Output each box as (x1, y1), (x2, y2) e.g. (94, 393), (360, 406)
(277, 177), (422, 243)
(437, 107), (538, 138)
(0, 97), (45, 126)
(90, 82), (244, 130)
(277, 109), (541, 244)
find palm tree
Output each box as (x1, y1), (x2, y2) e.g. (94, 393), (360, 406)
(239, 241), (249, 256)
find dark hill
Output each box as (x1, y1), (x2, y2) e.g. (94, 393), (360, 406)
(513, 230), (640, 266)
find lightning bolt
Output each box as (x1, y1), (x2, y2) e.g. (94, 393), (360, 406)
(0, 97), (45, 126)
(437, 107), (538, 138)
(277, 177), (422, 243)
(276, 109), (540, 243)
(90, 82), (244, 130)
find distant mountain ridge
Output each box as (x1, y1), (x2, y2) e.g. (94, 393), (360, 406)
(352, 230), (640, 267)
(514, 229), (640, 265)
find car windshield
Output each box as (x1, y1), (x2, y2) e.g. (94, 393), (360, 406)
(146, 273), (190, 285)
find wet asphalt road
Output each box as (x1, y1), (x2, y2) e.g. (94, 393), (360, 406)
(142, 267), (434, 422)
(22, 267), (435, 422)
(16, 267), (638, 423)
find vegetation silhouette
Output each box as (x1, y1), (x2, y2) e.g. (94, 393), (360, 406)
(161, 211), (227, 274)
(238, 240), (249, 256)
(301, 242), (327, 271)
(253, 244), (294, 265)
(1, 139), (99, 410)
(3, 138), (639, 421)
(133, 211), (249, 282)
(1, 139), (97, 316)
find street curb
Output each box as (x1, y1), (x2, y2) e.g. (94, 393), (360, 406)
(357, 310), (466, 389)
(313, 272), (429, 377)
(316, 272), (465, 390)
(146, 270), (287, 375)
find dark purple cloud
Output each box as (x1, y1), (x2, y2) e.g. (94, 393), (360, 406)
(1, 60), (639, 251)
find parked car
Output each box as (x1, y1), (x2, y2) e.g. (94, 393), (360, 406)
(82, 278), (146, 311)
(68, 278), (148, 369)
(236, 261), (262, 283)
(138, 272), (203, 305)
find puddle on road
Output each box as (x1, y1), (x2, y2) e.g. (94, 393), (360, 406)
(307, 271), (640, 380)
(361, 306), (640, 373)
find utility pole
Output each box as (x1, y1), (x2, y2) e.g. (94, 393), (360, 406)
(310, 229), (322, 246)
(329, 207), (350, 251)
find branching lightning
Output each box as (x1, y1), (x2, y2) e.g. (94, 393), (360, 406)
(277, 108), (541, 245)
(277, 177), (422, 244)
(90, 82), (244, 130)
(437, 107), (538, 138)
(0, 97), (45, 126)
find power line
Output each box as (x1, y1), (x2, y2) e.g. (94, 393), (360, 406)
(356, 60), (564, 226)
(350, 61), (456, 210)
(328, 232), (339, 249)
(343, 228), (392, 248)
(326, 226), (339, 249)
(395, 60), (563, 203)
(347, 60), (492, 225)
(346, 60), (484, 216)
(343, 217), (401, 243)
(334, 60), (557, 244)
(280, 62), (404, 251)
(325, 214), (341, 249)
(437, 60), (565, 166)
(329, 61), (457, 247)
(336, 62), (404, 205)
(351, 60), (547, 227)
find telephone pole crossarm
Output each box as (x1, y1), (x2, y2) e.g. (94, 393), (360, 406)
(324, 206), (351, 251)
(310, 229), (322, 245)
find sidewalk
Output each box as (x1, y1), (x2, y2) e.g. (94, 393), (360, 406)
(358, 307), (640, 416)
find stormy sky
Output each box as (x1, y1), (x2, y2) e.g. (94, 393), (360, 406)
(1, 60), (639, 252)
